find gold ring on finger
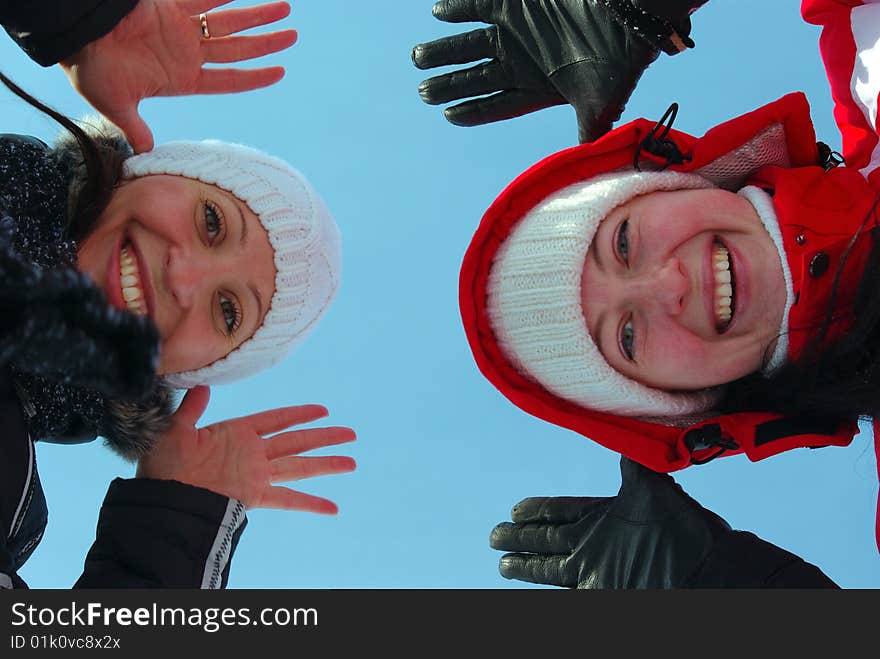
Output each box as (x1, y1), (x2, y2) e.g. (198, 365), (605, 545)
(199, 13), (211, 39)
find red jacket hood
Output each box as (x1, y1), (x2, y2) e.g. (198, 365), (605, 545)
(460, 93), (861, 472)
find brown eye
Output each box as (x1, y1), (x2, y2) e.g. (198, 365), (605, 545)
(205, 201), (225, 244)
(219, 293), (242, 335)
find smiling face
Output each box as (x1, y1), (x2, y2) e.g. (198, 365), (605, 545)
(77, 174), (277, 376)
(580, 188), (786, 391)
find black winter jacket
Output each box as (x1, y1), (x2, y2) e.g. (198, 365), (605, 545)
(0, 131), (246, 589)
(1, 0), (138, 66)
(0, 368), (247, 589)
(0, 0), (249, 589)
(0, 0), (251, 590)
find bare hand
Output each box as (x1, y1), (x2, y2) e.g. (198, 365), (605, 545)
(136, 387), (356, 513)
(60, 0), (298, 153)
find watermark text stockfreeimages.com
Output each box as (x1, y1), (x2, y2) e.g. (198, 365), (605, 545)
(10, 601), (318, 633)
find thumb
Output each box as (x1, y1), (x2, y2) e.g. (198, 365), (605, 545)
(174, 386), (211, 427)
(112, 104), (154, 153)
(575, 105), (614, 144)
(618, 455), (676, 494)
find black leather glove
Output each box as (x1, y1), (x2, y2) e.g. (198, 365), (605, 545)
(0, 227), (159, 401)
(490, 456), (839, 588)
(413, 0), (705, 143)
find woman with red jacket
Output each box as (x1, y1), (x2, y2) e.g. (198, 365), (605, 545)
(414, 0), (880, 587)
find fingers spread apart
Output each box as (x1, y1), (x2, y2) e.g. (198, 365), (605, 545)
(265, 424), (356, 484)
(510, 496), (608, 524)
(270, 455), (356, 484)
(181, 0), (234, 15)
(432, 0), (497, 24)
(201, 30), (297, 63)
(241, 404), (329, 436)
(259, 486), (339, 514)
(489, 521), (577, 554)
(265, 426), (356, 460)
(418, 60), (508, 105)
(443, 89), (565, 127)
(190, 1), (290, 39)
(412, 27), (496, 70)
(498, 553), (575, 588)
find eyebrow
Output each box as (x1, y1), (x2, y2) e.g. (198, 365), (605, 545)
(249, 283), (264, 330)
(227, 195), (265, 333)
(587, 220), (609, 359)
(237, 202), (248, 249)
(591, 221), (606, 274)
(236, 205), (266, 329)
(593, 308), (610, 365)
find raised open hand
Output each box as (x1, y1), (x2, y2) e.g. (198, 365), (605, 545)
(489, 456), (730, 588)
(59, 0), (298, 152)
(413, 0), (704, 143)
(137, 387), (356, 513)
(489, 455), (837, 588)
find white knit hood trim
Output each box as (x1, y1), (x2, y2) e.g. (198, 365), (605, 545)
(736, 186), (793, 375)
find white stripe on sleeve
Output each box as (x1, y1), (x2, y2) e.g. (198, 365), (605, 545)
(200, 499), (246, 590)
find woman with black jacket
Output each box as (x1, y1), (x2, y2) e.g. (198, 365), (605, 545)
(1, 0), (356, 588)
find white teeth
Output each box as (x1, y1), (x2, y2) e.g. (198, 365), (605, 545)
(712, 242), (734, 329)
(119, 245), (146, 316)
(122, 286), (141, 302)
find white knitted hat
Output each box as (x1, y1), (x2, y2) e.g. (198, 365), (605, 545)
(486, 170), (721, 418)
(122, 141), (341, 388)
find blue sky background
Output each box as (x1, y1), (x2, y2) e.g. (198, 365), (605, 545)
(3, 0), (878, 588)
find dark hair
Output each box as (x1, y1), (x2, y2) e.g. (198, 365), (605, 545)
(0, 71), (128, 241)
(717, 218), (880, 421)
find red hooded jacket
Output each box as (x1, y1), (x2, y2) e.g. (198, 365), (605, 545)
(460, 0), (880, 550)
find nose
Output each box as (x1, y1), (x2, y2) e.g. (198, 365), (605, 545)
(165, 246), (216, 309)
(633, 257), (689, 316)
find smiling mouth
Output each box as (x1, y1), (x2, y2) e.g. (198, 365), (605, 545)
(119, 241), (148, 316)
(712, 240), (736, 333)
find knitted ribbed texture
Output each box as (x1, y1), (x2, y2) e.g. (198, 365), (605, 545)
(123, 141), (341, 388)
(737, 186), (793, 375)
(487, 170), (721, 418)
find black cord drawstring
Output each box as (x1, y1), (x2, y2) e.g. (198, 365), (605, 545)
(817, 141), (845, 171)
(683, 423), (739, 465)
(634, 102), (691, 171)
